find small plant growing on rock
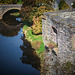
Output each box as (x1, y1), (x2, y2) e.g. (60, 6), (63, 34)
(58, 0), (70, 10)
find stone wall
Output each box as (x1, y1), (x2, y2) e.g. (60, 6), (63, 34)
(42, 10), (75, 65)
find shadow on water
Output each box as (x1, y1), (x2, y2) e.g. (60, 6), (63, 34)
(20, 34), (41, 71)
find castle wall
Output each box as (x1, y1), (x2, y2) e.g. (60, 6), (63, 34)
(42, 10), (75, 64)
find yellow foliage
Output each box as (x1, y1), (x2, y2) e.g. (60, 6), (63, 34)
(32, 6), (53, 34)
(61, 3), (70, 10)
(32, 24), (42, 34)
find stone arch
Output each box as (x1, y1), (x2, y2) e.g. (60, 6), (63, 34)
(2, 8), (20, 18)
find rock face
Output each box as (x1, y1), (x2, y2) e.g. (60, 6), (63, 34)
(42, 9), (75, 65)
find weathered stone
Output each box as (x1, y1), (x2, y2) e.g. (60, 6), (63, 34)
(42, 9), (75, 66)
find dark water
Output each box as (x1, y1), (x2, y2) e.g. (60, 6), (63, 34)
(0, 10), (40, 75)
(3, 9), (21, 25)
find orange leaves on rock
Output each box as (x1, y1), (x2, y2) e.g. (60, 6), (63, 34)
(48, 43), (56, 48)
(32, 41), (42, 50)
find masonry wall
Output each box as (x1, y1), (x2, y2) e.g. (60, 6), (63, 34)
(42, 10), (75, 65)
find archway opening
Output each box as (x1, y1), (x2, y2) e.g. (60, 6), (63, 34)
(2, 9), (21, 25)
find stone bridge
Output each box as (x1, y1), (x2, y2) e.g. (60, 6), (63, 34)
(0, 4), (22, 19)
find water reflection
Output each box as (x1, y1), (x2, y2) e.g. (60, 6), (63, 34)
(16, 18), (21, 22)
(0, 20), (23, 37)
(0, 9), (23, 37)
(20, 34), (41, 70)
(0, 9), (40, 75)
(3, 9), (21, 25)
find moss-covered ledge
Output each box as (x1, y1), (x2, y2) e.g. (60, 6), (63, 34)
(22, 25), (45, 71)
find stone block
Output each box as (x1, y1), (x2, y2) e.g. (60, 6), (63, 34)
(71, 35), (75, 51)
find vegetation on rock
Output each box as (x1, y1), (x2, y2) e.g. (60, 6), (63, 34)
(10, 12), (20, 16)
(58, 0), (70, 10)
(0, 0), (20, 4)
(20, 0), (54, 34)
(23, 25), (45, 56)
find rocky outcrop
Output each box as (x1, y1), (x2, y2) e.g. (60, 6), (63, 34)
(42, 9), (75, 65)
(42, 9), (75, 75)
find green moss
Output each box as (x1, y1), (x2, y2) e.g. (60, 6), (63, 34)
(23, 25), (45, 56)
(50, 41), (58, 47)
(36, 42), (45, 55)
(10, 12), (20, 17)
(23, 25), (42, 41)
(23, 25), (45, 72)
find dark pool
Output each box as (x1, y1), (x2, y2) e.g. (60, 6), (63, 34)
(0, 10), (40, 75)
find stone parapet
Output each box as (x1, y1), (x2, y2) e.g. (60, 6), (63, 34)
(0, 4), (22, 19)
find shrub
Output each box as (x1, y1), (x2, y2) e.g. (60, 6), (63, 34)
(32, 16), (42, 34)
(58, 0), (70, 10)
(31, 6), (53, 34)
(32, 25), (42, 34)
(72, 2), (75, 8)
(21, 2), (54, 35)
(20, 5), (32, 21)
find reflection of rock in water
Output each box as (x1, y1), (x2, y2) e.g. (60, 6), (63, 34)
(0, 20), (23, 37)
(20, 34), (41, 71)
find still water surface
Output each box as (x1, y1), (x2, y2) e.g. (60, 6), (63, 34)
(0, 10), (40, 75)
